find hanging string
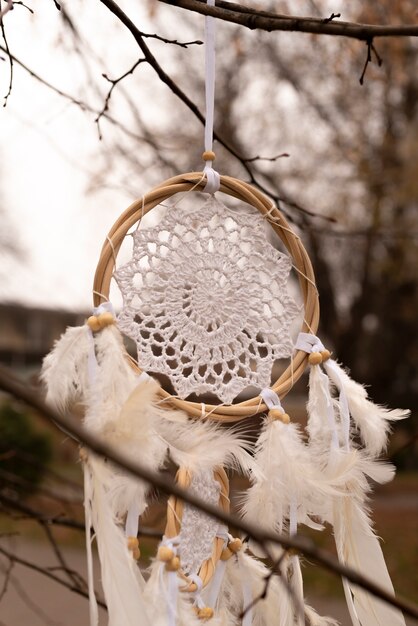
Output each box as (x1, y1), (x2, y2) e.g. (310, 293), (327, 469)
(202, 0), (220, 194)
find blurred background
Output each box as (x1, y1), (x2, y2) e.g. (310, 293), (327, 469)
(0, 1), (417, 624)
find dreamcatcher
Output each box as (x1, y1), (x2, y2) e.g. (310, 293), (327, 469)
(41, 3), (409, 625)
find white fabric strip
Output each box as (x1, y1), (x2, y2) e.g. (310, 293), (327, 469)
(295, 331), (325, 354)
(260, 387), (284, 412)
(240, 558), (253, 626)
(158, 537), (180, 626)
(83, 464), (99, 626)
(93, 301), (115, 316)
(323, 360), (351, 451)
(203, 0), (220, 194)
(296, 332), (350, 449)
(125, 501), (141, 538)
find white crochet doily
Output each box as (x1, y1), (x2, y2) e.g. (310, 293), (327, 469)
(114, 196), (299, 403)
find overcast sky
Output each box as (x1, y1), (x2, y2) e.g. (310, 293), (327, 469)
(0, 2), (163, 311)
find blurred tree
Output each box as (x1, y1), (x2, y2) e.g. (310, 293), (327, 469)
(0, 401), (52, 496)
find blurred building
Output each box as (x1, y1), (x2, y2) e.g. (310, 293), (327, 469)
(0, 303), (86, 371)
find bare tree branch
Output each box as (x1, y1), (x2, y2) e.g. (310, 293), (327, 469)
(0, 364), (417, 621)
(95, 58), (146, 138)
(0, 545), (107, 609)
(0, 4), (13, 106)
(157, 0), (418, 39)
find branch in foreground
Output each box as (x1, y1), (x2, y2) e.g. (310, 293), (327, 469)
(158, 0), (418, 40)
(0, 365), (417, 621)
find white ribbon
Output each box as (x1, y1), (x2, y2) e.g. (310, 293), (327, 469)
(295, 331), (325, 354)
(125, 501), (141, 538)
(84, 464), (99, 626)
(205, 531), (228, 608)
(296, 332), (350, 450)
(260, 387), (284, 412)
(203, 0), (220, 194)
(93, 301), (115, 316)
(323, 360), (350, 451)
(158, 537), (180, 626)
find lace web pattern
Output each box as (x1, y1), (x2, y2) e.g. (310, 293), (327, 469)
(178, 471), (223, 576)
(114, 196), (300, 403)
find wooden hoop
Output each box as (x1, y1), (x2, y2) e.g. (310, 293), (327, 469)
(165, 467), (229, 591)
(93, 172), (320, 421)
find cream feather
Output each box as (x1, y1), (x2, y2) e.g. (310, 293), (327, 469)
(307, 364), (340, 456)
(144, 559), (233, 626)
(41, 324), (91, 411)
(241, 418), (340, 536)
(118, 378), (257, 476)
(85, 325), (139, 432)
(307, 361), (404, 626)
(332, 496), (406, 626)
(86, 455), (150, 626)
(304, 605), (339, 626)
(324, 360), (409, 456)
(219, 549), (293, 626)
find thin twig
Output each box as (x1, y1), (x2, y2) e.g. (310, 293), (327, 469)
(95, 58), (146, 138)
(243, 152), (290, 163)
(0, 545), (107, 609)
(0, 558), (14, 602)
(13, 1), (33, 13)
(157, 0), (418, 40)
(0, 3), (13, 106)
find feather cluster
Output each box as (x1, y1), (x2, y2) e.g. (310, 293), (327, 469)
(41, 321), (408, 626)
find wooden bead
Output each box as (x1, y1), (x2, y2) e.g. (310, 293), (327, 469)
(268, 409), (290, 424)
(308, 351), (323, 365)
(185, 582), (198, 592)
(127, 536), (139, 551)
(202, 150), (216, 162)
(220, 547), (234, 561)
(132, 547), (141, 560)
(320, 349), (331, 362)
(98, 311), (115, 328)
(228, 538), (243, 554)
(87, 315), (101, 332)
(198, 607), (214, 620)
(157, 546), (174, 562)
(165, 556), (180, 572)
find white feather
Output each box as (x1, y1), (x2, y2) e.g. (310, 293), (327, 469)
(307, 365), (339, 457)
(333, 496), (406, 626)
(99, 377), (168, 521)
(304, 605), (339, 626)
(307, 364), (404, 626)
(41, 324), (91, 411)
(219, 549), (293, 626)
(85, 325), (139, 432)
(118, 378), (257, 476)
(87, 455), (150, 626)
(325, 360), (409, 456)
(144, 559), (233, 626)
(241, 419), (340, 536)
